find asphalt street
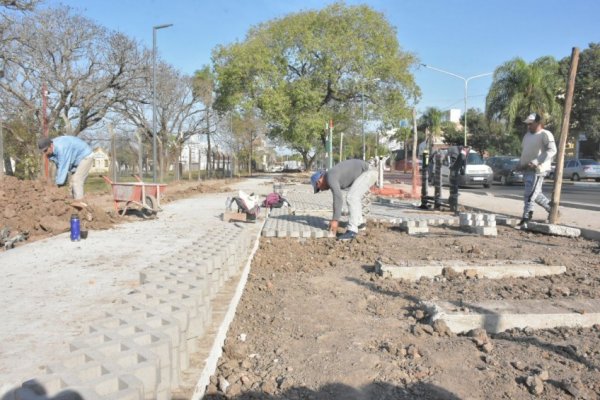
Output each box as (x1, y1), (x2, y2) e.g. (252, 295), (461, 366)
(462, 181), (600, 211)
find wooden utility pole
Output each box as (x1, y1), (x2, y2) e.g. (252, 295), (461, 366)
(109, 123), (117, 182)
(42, 83), (49, 179)
(411, 108), (418, 197)
(550, 47), (579, 224)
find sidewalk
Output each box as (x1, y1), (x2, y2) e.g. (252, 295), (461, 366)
(383, 171), (600, 241)
(0, 177), (273, 399)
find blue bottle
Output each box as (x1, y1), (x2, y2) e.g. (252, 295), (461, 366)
(70, 214), (80, 241)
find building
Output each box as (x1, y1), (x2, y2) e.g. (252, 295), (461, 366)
(180, 138), (208, 172)
(89, 147), (110, 174)
(443, 109), (462, 124)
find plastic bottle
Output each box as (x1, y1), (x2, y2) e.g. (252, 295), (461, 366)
(70, 214), (81, 241)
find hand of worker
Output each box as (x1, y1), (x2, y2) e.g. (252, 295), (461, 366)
(329, 220), (338, 233)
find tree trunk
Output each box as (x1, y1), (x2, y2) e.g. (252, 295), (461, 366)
(206, 109), (212, 178)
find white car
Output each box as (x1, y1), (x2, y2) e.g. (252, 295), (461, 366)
(440, 150), (493, 188)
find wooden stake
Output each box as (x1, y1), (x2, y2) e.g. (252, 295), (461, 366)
(550, 47), (579, 224)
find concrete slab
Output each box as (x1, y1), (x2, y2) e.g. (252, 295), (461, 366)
(426, 298), (600, 334)
(525, 222), (581, 238)
(375, 260), (566, 281)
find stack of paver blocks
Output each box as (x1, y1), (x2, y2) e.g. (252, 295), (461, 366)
(459, 212), (498, 236)
(400, 220), (429, 235)
(21, 225), (255, 399)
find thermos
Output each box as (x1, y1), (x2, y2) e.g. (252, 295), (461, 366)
(70, 214), (81, 241)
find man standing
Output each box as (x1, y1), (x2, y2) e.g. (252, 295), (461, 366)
(517, 113), (557, 226)
(38, 136), (93, 207)
(311, 159), (377, 241)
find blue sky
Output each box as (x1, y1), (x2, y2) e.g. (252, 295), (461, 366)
(45, 0), (599, 115)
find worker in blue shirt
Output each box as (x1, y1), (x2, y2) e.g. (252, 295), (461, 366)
(38, 136), (93, 206)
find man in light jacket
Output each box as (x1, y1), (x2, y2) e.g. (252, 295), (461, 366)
(517, 113), (557, 226)
(38, 136), (93, 207)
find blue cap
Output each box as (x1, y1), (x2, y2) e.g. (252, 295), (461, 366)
(310, 170), (324, 193)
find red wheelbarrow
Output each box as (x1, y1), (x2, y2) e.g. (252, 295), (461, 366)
(102, 175), (167, 217)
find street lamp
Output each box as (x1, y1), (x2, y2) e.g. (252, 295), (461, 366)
(421, 64), (492, 147)
(152, 23), (173, 182)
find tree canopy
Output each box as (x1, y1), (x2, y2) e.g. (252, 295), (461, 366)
(485, 56), (563, 134)
(212, 2), (419, 168)
(564, 43), (600, 141)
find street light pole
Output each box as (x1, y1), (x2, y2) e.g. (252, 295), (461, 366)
(421, 64), (492, 147)
(152, 23), (173, 183)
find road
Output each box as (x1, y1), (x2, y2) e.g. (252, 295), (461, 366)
(383, 170), (600, 212)
(462, 181), (600, 211)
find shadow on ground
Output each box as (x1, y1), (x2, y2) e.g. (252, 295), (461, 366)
(200, 381), (462, 400)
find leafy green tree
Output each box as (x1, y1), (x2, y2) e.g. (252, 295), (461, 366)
(3, 115), (39, 179)
(441, 121), (462, 146)
(212, 2), (419, 169)
(563, 43), (600, 142)
(486, 57), (563, 135)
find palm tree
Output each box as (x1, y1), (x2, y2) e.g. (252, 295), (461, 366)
(419, 107), (443, 147)
(486, 57), (563, 134)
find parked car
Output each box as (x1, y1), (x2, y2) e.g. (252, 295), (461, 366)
(485, 156), (523, 185)
(546, 162), (557, 179)
(440, 150), (493, 188)
(563, 158), (600, 181)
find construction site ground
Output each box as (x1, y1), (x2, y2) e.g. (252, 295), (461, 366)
(1, 173), (600, 400)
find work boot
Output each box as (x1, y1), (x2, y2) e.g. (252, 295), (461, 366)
(358, 223), (367, 231)
(337, 230), (357, 241)
(517, 211), (533, 228)
(71, 201), (88, 209)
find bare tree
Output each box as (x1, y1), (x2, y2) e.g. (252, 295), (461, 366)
(0, 6), (147, 137)
(115, 61), (207, 180)
(0, 0), (39, 177)
(1, 0), (39, 11)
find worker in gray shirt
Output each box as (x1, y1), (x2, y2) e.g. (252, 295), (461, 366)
(311, 159), (377, 241)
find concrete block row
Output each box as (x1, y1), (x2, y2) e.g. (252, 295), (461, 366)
(459, 212), (498, 236)
(401, 220), (429, 235)
(22, 222), (258, 400)
(262, 214), (333, 238)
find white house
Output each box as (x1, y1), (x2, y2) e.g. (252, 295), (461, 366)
(180, 137), (208, 172)
(89, 147), (110, 174)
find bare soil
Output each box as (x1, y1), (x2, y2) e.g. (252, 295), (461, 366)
(203, 225), (600, 400)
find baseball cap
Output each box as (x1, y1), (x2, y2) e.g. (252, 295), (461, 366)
(310, 170), (324, 193)
(523, 113), (542, 124)
(37, 137), (52, 151)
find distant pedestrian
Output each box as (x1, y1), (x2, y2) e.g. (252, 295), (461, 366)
(311, 159), (377, 241)
(517, 113), (557, 226)
(38, 136), (93, 207)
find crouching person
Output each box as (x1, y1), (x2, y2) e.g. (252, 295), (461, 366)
(311, 159), (377, 241)
(38, 136), (93, 208)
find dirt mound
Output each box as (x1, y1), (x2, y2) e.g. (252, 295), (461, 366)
(0, 176), (238, 250)
(0, 176), (118, 246)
